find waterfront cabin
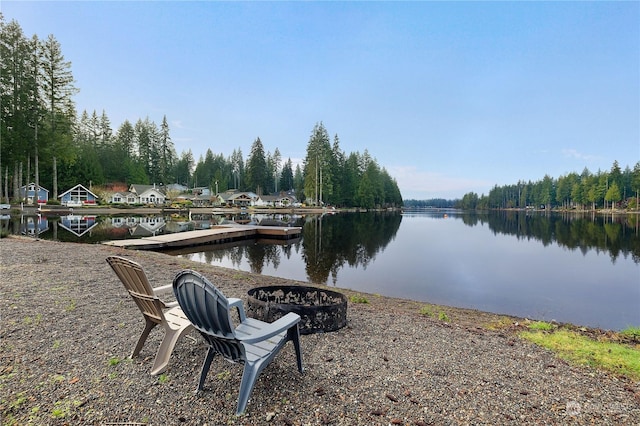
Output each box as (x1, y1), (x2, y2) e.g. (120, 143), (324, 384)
(254, 194), (297, 208)
(58, 184), (99, 207)
(128, 184), (167, 206)
(19, 183), (49, 205)
(108, 192), (137, 204)
(226, 191), (258, 207)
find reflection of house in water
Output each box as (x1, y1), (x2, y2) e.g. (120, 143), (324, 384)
(59, 215), (99, 237)
(129, 216), (167, 237)
(164, 220), (193, 233)
(105, 216), (167, 237)
(22, 215), (49, 236)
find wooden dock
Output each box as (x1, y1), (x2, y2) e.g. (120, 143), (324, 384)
(102, 224), (302, 250)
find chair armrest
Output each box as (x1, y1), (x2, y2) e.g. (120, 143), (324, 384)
(228, 298), (247, 322)
(154, 284), (178, 308)
(153, 284), (173, 294)
(239, 313), (301, 343)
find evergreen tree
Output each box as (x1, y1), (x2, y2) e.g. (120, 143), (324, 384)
(632, 162), (640, 208)
(279, 158), (294, 191)
(342, 153), (360, 207)
(303, 122), (332, 205)
(605, 181), (621, 210)
(293, 164), (304, 199)
(230, 148), (244, 190)
(158, 115), (175, 183)
(271, 147), (281, 193)
(0, 19), (45, 201)
(246, 137), (267, 194)
(173, 150), (194, 187)
(330, 134), (345, 206)
(40, 33), (77, 198)
(99, 110), (112, 146)
(610, 160), (622, 190)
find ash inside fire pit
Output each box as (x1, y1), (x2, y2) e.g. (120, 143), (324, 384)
(247, 285), (347, 334)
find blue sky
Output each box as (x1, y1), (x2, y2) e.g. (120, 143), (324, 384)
(3, 1), (638, 200)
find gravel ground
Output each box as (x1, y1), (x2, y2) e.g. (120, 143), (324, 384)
(1, 236), (639, 425)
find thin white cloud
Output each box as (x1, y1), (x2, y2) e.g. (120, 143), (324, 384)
(562, 149), (599, 162)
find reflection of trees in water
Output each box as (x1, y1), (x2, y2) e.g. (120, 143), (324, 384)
(192, 242), (283, 274)
(245, 243), (281, 275)
(460, 211), (640, 264)
(302, 212), (403, 284)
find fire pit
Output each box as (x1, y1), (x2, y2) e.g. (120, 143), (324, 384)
(247, 285), (347, 334)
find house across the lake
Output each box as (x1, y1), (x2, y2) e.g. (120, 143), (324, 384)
(107, 184), (167, 206)
(19, 183), (49, 204)
(58, 184), (98, 207)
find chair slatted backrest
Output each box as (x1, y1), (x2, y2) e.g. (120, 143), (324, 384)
(173, 270), (245, 361)
(107, 256), (164, 323)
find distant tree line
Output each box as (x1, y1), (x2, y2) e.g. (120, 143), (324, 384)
(404, 198), (457, 209)
(459, 211), (639, 263)
(456, 160), (640, 211)
(0, 15), (402, 208)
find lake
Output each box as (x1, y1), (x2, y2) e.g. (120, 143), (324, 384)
(3, 210), (638, 330)
(171, 210), (640, 331)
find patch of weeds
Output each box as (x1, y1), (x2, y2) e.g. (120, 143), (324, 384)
(419, 306), (434, 317)
(231, 273), (248, 281)
(29, 406), (41, 422)
(51, 374), (65, 384)
(349, 295), (369, 304)
(158, 374), (169, 384)
(527, 321), (554, 331)
(51, 408), (66, 419)
(438, 312), (450, 322)
(23, 312), (43, 326)
(52, 340), (61, 349)
(108, 372), (118, 379)
(108, 357), (121, 367)
(2, 414), (17, 426)
(8, 391), (28, 410)
(65, 299), (77, 312)
(51, 399), (81, 419)
(216, 370), (231, 380)
(484, 316), (515, 330)
(620, 326), (640, 342)
(520, 329), (640, 381)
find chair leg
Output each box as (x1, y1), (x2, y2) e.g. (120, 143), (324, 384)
(198, 347), (217, 391)
(131, 318), (157, 358)
(149, 325), (191, 376)
(236, 362), (261, 415)
(289, 326), (304, 373)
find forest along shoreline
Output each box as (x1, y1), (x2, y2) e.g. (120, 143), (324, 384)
(4, 203), (640, 216)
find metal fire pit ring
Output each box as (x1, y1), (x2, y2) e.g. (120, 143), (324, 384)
(247, 285), (347, 334)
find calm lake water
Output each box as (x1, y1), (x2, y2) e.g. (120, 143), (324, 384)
(3, 210), (638, 330)
(173, 210), (640, 331)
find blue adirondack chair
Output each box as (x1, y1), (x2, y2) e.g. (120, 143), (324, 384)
(172, 269), (304, 415)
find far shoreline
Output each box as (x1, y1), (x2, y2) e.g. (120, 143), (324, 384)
(4, 203), (639, 216)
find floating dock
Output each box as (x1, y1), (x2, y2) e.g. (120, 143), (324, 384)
(102, 224), (301, 250)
